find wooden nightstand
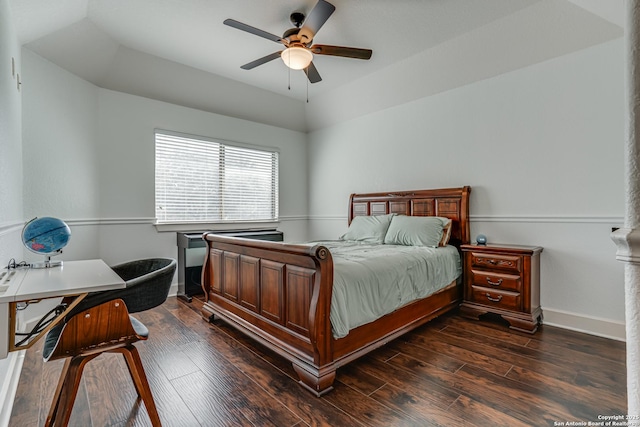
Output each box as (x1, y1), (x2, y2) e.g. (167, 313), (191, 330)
(459, 243), (543, 333)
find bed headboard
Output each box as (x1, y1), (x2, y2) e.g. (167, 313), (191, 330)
(348, 186), (471, 247)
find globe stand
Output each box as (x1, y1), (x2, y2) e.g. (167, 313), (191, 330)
(30, 251), (63, 269)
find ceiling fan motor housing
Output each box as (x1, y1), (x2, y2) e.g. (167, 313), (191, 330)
(282, 27), (301, 40)
(290, 12), (305, 28)
(284, 12), (307, 43)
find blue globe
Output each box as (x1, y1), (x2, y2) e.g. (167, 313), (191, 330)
(22, 217), (71, 255)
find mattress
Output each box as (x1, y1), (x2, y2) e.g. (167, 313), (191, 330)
(311, 241), (462, 339)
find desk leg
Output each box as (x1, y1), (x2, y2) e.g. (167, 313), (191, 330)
(0, 303), (8, 359)
(9, 294), (88, 353)
(178, 293), (192, 303)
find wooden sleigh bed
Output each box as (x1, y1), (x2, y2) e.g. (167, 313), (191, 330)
(200, 186), (471, 396)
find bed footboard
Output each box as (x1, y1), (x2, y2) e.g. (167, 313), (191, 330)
(200, 234), (336, 395)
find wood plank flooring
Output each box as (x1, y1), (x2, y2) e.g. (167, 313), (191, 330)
(9, 297), (627, 426)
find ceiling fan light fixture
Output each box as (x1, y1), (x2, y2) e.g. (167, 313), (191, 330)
(281, 47), (313, 70)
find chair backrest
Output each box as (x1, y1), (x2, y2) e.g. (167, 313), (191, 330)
(113, 258), (177, 313)
(64, 258), (177, 320)
(46, 299), (141, 361)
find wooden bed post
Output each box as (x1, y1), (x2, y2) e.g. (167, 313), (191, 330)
(460, 186), (471, 246)
(294, 245), (336, 396)
(200, 242), (214, 322)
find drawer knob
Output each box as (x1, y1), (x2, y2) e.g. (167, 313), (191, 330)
(486, 277), (503, 287)
(485, 293), (503, 302)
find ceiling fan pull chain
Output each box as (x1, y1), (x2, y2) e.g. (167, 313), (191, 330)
(306, 77), (309, 103)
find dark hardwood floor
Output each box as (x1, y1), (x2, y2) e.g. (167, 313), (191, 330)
(9, 296), (627, 426)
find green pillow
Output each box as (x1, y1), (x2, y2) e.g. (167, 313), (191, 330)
(340, 214), (395, 243)
(383, 215), (447, 247)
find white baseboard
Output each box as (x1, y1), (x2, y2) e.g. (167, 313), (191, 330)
(168, 282), (178, 298)
(543, 307), (626, 341)
(0, 350), (25, 427)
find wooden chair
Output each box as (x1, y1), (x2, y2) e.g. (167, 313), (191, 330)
(42, 258), (176, 427)
(43, 299), (159, 426)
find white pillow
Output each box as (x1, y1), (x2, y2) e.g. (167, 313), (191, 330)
(340, 214), (395, 243)
(383, 215), (448, 247)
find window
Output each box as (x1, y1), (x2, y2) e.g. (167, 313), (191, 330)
(155, 131), (279, 223)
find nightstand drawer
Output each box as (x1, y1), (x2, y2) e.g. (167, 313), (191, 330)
(471, 252), (521, 273)
(470, 286), (521, 311)
(470, 270), (521, 292)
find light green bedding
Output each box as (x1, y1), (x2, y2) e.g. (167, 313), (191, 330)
(311, 241), (462, 339)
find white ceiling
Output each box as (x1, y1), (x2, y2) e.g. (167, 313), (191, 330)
(9, 0), (625, 131)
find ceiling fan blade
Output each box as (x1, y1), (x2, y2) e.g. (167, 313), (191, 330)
(224, 19), (284, 44)
(241, 51), (283, 70)
(304, 61), (322, 84)
(298, 0), (335, 43)
(310, 44), (372, 60)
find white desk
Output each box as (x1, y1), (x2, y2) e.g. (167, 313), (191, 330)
(0, 260), (126, 359)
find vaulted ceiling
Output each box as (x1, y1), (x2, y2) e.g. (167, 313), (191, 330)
(9, 0), (624, 132)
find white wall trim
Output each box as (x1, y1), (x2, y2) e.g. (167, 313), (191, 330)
(471, 215), (623, 224)
(66, 218), (156, 226)
(308, 215), (624, 224)
(64, 216), (307, 228)
(279, 215), (307, 222)
(308, 215), (346, 221)
(543, 307), (626, 341)
(0, 222), (23, 237)
(0, 350), (25, 427)
(3, 215), (308, 237)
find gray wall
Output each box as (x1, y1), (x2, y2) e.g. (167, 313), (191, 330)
(0, 0), (22, 263)
(307, 39), (626, 339)
(21, 49), (309, 268)
(0, 0), (23, 420)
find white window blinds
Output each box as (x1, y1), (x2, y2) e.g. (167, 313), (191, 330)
(155, 132), (279, 223)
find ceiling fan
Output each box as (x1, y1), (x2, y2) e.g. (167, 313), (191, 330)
(223, 0), (372, 84)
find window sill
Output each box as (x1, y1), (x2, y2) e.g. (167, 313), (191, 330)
(154, 220), (280, 233)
